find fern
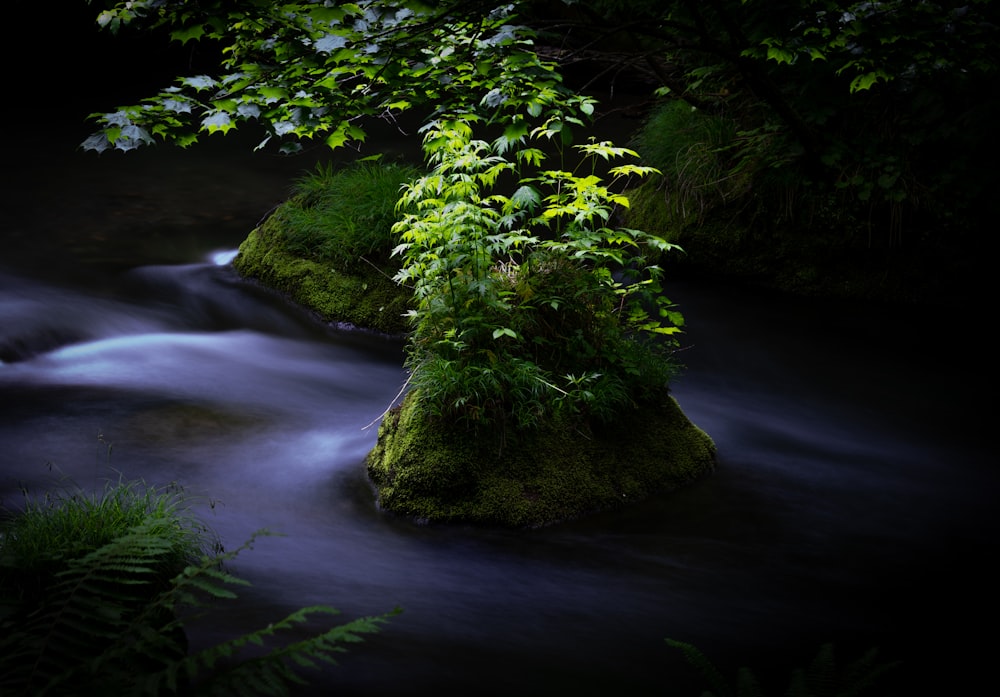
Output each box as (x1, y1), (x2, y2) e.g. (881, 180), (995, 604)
(666, 638), (901, 697)
(666, 638), (736, 697)
(186, 607), (394, 697)
(1, 520), (180, 696)
(2, 522), (396, 697)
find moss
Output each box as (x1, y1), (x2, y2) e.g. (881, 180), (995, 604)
(366, 390), (716, 528)
(233, 212), (411, 335)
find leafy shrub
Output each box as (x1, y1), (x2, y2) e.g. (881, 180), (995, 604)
(393, 116), (685, 434)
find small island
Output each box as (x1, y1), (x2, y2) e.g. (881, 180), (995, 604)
(233, 159), (716, 528)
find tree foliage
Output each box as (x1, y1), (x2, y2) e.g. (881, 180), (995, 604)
(534, 0), (999, 241)
(84, 0), (687, 434)
(84, 0), (998, 232)
(83, 0), (578, 154)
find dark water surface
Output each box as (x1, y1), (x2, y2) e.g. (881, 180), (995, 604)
(1, 124), (995, 697)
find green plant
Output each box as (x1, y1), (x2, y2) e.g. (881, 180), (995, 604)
(665, 638), (900, 697)
(281, 159), (421, 269)
(0, 475), (214, 610)
(81, 1), (696, 434)
(392, 113), (684, 433)
(0, 479), (395, 697)
(631, 100), (785, 233)
(633, 101), (736, 218)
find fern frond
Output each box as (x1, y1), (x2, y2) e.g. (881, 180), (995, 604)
(189, 609), (397, 697)
(801, 643), (837, 697)
(834, 647), (901, 697)
(83, 534), (276, 685)
(3, 521), (400, 697)
(785, 667), (809, 697)
(1, 520), (180, 696)
(783, 643), (900, 697)
(735, 666), (764, 697)
(179, 573), (242, 599)
(666, 637), (734, 697)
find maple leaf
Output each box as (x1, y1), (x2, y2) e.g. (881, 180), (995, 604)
(115, 125), (154, 151)
(81, 133), (111, 153)
(163, 99), (192, 114)
(171, 25), (206, 44)
(314, 34), (348, 53)
(201, 112), (233, 134)
(181, 75), (218, 91)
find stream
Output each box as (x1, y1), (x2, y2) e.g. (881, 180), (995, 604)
(1, 105), (995, 697)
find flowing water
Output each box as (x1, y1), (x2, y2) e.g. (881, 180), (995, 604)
(1, 118), (995, 696)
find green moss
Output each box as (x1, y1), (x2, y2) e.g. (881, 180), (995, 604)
(366, 390), (716, 528)
(233, 200), (412, 335)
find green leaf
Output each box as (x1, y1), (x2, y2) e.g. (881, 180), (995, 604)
(325, 123), (351, 150)
(202, 111), (234, 134)
(510, 185), (541, 209)
(766, 46), (795, 64)
(171, 25), (206, 44)
(180, 75), (218, 91)
(849, 71), (888, 92)
(258, 86), (287, 101)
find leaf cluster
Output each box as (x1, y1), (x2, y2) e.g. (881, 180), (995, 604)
(536, 0), (1000, 242)
(83, 1), (559, 154)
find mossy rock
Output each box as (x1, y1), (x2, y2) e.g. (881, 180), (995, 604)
(366, 390), (716, 528)
(233, 216), (411, 335)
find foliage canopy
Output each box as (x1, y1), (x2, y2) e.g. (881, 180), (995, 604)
(84, 0), (999, 229)
(82, 0), (997, 423)
(83, 0), (587, 155)
(534, 0), (999, 242)
(85, 0), (688, 432)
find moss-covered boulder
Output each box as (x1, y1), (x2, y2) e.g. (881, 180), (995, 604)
(366, 390), (716, 528)
(232, 162), (418, 335)
(233, 222), (410, 335)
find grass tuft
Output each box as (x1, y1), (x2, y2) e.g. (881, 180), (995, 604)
(0, 475), (214, 609)
(281, 160), (421, 269)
